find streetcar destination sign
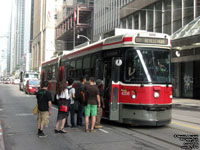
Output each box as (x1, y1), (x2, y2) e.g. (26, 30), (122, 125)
(135, 37), (168, 45)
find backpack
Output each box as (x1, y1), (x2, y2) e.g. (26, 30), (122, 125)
(67, 87), (73, 102)
(75, 84), (88, 106)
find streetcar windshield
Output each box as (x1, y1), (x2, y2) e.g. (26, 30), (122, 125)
(125, 48), (171, 84)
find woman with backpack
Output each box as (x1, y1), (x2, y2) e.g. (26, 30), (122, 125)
(55, 80), (70, 133)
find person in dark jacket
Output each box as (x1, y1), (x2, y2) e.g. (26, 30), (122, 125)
(76, 76), (87, 126)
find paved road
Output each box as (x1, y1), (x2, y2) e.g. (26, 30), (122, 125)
(0, 84), (199, 150)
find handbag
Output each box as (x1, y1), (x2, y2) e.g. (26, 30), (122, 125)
(59, 105), (68, 112)
(33, 105), (38, 115)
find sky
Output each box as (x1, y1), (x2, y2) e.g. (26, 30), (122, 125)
(0, 0), (12, 73)
(0, 0), (12, 48)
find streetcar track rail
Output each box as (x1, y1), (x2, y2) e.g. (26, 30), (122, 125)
(172, 118), (200, 126)
(109, 125), (182, 149)
(102, 121), (182, 149)
(167, 124), (198, 135)
(127, 127), (182, 149)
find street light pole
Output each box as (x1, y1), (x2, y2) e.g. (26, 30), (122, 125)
(73, 9), (76, 49)
(77, 34), (91, 43)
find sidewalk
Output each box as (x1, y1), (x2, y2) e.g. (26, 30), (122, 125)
(172, 98), (200, 109)
(0, 121), (5, 150)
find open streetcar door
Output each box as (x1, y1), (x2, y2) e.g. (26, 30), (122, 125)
(109, 57), (122, 120)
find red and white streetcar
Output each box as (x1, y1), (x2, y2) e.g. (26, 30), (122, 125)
(41, 29), (172, 126)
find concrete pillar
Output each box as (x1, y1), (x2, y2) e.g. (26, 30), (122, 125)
(174, 62), (181, 97)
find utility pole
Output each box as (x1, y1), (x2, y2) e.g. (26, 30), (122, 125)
(73, 8), (77, 49)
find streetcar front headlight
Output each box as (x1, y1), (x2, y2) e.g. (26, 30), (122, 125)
(154, 92), (160, 98)
(132, 94), (136, 99)
(170, 95), (173, 99)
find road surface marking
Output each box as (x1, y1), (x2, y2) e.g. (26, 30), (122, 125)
(99, 129), (109, 133)
(16, 113), (34, 116)
(172, 121), (200, 130)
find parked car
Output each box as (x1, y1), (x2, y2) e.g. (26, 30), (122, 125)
(14, 79), (20, 85)
(25, 79), (40, 95)
(4, 78), (11, 84)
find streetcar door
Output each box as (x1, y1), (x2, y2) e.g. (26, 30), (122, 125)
(109, 57), (122, 120)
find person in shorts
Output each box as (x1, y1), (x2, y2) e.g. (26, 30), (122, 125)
(85, 77), (100, 132)
(95, 79), (105, 129)
(36, 81), (52, 138)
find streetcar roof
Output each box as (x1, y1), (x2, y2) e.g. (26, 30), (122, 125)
(42, 30), (171, 65)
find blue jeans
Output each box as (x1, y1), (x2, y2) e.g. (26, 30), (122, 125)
(77, 102), (84, 126)
(65, 104), (75, 127)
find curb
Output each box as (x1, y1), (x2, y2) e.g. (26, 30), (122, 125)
(172, 104), (200, 110)
(0, 121), (5, 150)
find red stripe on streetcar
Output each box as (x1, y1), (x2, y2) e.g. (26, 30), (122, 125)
(42, 58), (58, 65)
(62, 37), (132, 59)
(123, 37), (133, 42)
(63, 42), (103, 59)
(103, 37), (133, 46)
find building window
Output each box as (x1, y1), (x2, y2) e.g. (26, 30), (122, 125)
(197, 0), (200, 17)
(173, 0), (182, 32)
(163, 0), (171, 35)
(184, 0), (194, 25)
(140, 10), (146, 30)
(147, 5), (154, 32)
(127, 15), (132, 29)
(134, 13), (139, 29)
(155, 1), (162, 33)
(122, 18), (126, 28)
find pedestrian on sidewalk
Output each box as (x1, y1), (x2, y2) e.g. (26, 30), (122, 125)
(95, 79), (105, 129)
(36, 81), (52, 138)
(76, 76), (87, 126)
(85, 77), (101, 132)
(55, 81), (70, 133)
(65, 79), (76, 128)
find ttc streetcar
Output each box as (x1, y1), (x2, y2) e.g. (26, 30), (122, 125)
(41, 29), (172, 126)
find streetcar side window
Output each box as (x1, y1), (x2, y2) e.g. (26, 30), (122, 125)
(47, 66), (52, 80)
(91, 54), (97, 77)
(75, 58), (82, 79)
(83, 56), (91, 78)
(68, 60), (76, 78)
(52, 65), (56, 79)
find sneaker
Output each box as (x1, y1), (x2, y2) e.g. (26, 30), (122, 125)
(38, 132), (48, 138)
(85, 129), (89, 133)
(38, 129), (41, 135)
(59, 129), (67, 134)
(90, 129), (95, 132)
(54, 129), (60, 133)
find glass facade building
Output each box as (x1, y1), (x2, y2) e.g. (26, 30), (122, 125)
(120, 0), (200, 35)
(121, 0), (200, 99)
